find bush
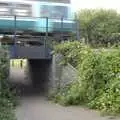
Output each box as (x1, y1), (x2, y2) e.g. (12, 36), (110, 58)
(0, 98), (16, 120)
(54, 41), (90, 67)
(53, 41), (120, 114)
(0, 46), (17, 120)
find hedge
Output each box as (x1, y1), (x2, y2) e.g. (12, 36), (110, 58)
(53, 41), (120, 114)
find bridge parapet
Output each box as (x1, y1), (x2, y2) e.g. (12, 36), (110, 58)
(0, 16), (79, 59)
(9, 45), (52, 59)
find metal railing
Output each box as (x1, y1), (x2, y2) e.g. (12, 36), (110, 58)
(0, 15), (78, 31)
(0, 15), (80, 58)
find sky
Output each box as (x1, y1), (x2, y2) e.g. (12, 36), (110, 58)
(71, 0), (120, 12)
(1, 0), (120, 13)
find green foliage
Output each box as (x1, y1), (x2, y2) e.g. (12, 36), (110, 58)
(52, 41), (120, 114)
(54, 41), (90, 67)
(0, 98), (16, 120)
(0, 46), (17, 120)
(76, 9), (120, 47)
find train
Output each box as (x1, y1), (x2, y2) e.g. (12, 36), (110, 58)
(0, 0), (76, 36)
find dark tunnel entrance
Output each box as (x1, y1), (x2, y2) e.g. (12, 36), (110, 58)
(9, 59), (52, 97)
(28, 59), (51, 95)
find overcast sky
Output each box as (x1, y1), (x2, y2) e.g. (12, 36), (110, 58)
(71, 0), (120, 12)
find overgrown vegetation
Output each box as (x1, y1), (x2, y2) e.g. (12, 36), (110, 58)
(0, 46), (17, 120)
(76, 9), (120, 47)
(52, 41), (120, 114)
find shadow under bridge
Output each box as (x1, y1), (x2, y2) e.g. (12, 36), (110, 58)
(10, 59), (52, 97)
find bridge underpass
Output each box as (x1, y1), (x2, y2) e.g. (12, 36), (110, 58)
(8, 34), (53, 97)
(9, 59), (52, 97)
(10, 60), (117, 120)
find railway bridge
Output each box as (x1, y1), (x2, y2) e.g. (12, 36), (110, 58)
(1, 16), (79, 96)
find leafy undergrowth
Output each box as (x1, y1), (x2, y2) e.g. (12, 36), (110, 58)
(52, 41), (120, 114)
(0, 46), (17, 120)
(0, 97), (16, 120)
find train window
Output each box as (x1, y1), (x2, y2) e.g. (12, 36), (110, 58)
(40, 5), (68, 19)
(13, 4), (32, 17)
(0, 3), (9, 7)
(31, 0), (70, 4)
(13, 9), (30, 16)
(0, 3), (10, 15)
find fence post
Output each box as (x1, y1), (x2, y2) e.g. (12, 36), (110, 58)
(45, 17), (48, 58)
(76, 20), (80, 41)
(13, 15), (17, 57)
(61, 17), (64, 41)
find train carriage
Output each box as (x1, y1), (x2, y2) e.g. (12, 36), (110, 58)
(0, 0), (76, 36)
(0, 0), (78, 59)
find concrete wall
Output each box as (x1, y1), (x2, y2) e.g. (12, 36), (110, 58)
(49, 54), (78, 92)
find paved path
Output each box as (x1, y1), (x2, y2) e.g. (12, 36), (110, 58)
(10, 67), (119, 120)
(15, 96), (119, 120)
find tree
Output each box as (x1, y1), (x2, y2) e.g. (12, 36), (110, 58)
(76, 9), (120, 47)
